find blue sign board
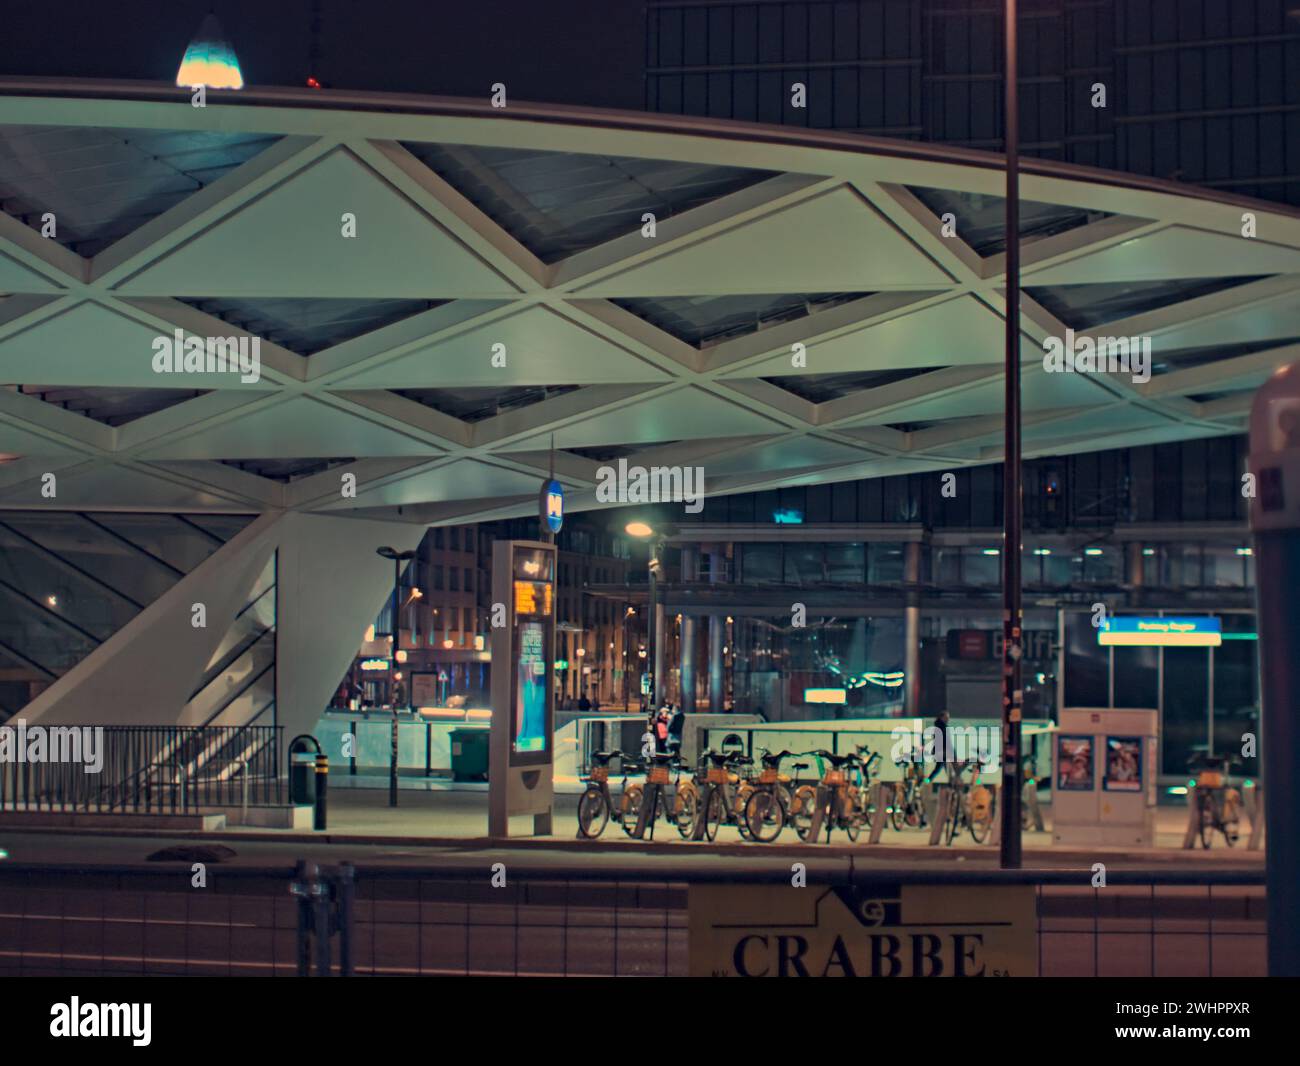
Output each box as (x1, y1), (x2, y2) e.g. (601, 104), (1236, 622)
(1098, 616), (1221, 647)
(540, 478), (564, 534)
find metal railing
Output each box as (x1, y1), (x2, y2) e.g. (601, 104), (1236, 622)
(0, 724), (283, 814)
(0, 861), (1264, 977)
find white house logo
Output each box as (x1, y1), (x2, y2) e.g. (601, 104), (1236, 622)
(152, 329), (261, 383)
(50, 998), (151, 1046)
(595, 459), (705, 514)
(1041, 328), (1151, 384)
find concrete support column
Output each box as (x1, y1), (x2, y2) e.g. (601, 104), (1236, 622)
(653, 602), (666, 708)
(708, 544), (726, 712)
(1127, 541), (1145, 610)
(904, 540), (922, 716)
(680, 616), (697, 711)
(709, 615), (725, 712)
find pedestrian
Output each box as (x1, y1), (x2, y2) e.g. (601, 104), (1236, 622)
(667, 702), (685, 757)
(926, 710), (952, 784)
(655, 706), (670, 754)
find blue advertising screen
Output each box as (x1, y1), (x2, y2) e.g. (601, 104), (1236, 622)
(513, 619), (548, 755)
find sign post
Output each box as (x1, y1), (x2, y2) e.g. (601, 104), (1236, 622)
(489, 540), (557, 838)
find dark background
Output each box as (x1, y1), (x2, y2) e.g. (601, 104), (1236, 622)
(0, 0), (645, 108)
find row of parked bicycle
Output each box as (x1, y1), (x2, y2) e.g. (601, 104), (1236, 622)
(576, 745), (999, 845)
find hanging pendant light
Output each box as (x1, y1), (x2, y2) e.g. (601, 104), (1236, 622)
(176, 13), (244, 90)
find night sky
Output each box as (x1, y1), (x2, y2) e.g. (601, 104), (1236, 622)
(0, 0), (645, 109)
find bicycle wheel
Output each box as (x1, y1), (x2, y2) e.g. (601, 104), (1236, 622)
(1197, 793), (1214, 849)
(791, 785), (817, 840)
(1223, 797), (1241, 846)
(844, 793), (863, 842)
(943, 790), (961, 845)
(969, 788), (995, 844)
(577, 788), (609, 838)
(674, 786), (698, 839)
(620, 784), (644, 838)
(889, 789), (906, 831)
(704, 788), (726, 842)
(745, 789), (785, 843)
(734, 784), (753, 840)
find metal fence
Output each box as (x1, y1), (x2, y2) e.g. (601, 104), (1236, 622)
(0, 725), (283, 814)
(0, 861), (1264, 977)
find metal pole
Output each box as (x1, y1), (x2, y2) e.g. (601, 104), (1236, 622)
(390, 556), (400, 808)
(1000, 0), (1024, 869)
(646, 542), (659, 710)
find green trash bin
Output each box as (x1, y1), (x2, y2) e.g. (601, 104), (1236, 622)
(450, 728), (490, 782)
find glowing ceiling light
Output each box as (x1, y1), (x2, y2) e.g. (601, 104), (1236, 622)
(1085, 548), (1104, 556)
(176, 14), (244, 90)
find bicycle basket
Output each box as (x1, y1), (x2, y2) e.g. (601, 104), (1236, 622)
(706, 767), (729, 785)
(590, 767), (608, 783)
(824, 770), (845, 787)
(648, 766), (670, 785)
(759, 768), (779, 785)
(1198, 770), (1224, 788)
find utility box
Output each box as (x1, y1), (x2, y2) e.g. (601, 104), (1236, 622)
(450, 727), (490, 782)
(1052, 707), (1157, 846)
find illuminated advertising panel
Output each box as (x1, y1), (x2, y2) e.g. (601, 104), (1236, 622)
(509, 546), (554, 766)
(1097, 616), (1221, 647)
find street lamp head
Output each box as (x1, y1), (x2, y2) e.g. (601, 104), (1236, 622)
(624, 521), (654, 538)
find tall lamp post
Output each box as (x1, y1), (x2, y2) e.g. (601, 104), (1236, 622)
(1000, 0), (1025, 868)
(625, 522), (665, 711)
(377, 546), (418, 809)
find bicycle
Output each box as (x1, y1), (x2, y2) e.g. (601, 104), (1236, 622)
(850, 745), (883, 831)
(889, 758), (928, 831)
(620, 751), (693, 839)
(742, 749), (795, 842)
(799, 750), (867, 843)
(696, 749), (755, 841)
(576, 748), (622, 838)
(942, 759), (996, 845)
(1190, 754), (1241, 848)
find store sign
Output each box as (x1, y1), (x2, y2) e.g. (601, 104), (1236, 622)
(690, 884), (1036, 977)
(1098, 616), (1221, 647)
(360, 658), (389, 671)
(946, 629), (1055, 661)
(804, 688), (847, 704)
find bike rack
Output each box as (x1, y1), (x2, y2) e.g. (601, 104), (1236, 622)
(867, 782), (891, 844)
(1245, 783), (1265, 850)
(1181, 789), (1201, 849)
(928, 787), (951, 845)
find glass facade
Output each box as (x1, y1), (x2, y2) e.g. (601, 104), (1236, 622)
(0, 511), (254, 719)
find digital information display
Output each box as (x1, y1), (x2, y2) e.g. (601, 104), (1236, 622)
(514, 620), (548, 754)
(509, 549), (554, 764)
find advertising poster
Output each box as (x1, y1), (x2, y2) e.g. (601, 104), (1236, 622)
(513, 619), (547, 754)
(1057, 735), (1094, 791)
(1103, 735), (1142, 792)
